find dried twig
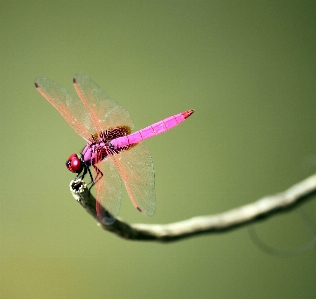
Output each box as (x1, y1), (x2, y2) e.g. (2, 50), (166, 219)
(69, 174), (316, 242)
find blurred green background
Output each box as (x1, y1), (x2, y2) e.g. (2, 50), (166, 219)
(1, 1), (316, 298)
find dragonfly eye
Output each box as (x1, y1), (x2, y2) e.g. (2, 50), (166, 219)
(66, 154), (82, 173)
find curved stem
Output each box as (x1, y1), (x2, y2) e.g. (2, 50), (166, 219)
(69, 174), (316, 243)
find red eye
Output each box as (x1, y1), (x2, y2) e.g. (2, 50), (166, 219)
(66, 154), (82, 173)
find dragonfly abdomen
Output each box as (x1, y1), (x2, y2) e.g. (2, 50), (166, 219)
(110, 110), (194, 149)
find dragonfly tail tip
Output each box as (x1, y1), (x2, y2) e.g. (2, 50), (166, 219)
(182, 109), (195, 119)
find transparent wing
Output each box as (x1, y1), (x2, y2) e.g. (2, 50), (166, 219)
(34, 76), (95, 141)
(110, 143), (156, 216)
(73, 73), (134, 134)
(94, 158), (122, 225)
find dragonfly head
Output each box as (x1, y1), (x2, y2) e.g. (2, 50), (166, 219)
(66, 153), (83, 173)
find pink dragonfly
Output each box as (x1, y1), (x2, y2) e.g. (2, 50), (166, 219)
(34, 73), (194, 224)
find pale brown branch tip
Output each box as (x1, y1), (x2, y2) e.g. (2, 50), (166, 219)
(69, 174), (316, 243)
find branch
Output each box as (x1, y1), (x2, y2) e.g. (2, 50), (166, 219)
(69, 174), (316, 243)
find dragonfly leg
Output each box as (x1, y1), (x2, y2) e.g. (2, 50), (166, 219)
(93, 165), (103, 183)
(86, 166), (94, 185)
(75, 162), (93, 187)
(88, 165), (103, 191)
(76, 163), (88, 180)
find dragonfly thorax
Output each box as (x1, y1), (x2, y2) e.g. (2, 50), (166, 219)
(89, 126), (132, 143)
(70, 126), (133, 171)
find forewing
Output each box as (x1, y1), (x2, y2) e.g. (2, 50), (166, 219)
(110, 143), (156, 216)
(73, 73), (134, 133)
(34, 76), (94, 141)
(94, 158), (122, 225)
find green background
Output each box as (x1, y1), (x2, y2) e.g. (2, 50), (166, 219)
(1, 1), (316, 298)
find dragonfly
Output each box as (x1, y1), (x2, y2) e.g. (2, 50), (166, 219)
(34, 73), (194, 224)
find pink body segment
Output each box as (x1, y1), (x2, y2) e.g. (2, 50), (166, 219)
(111, 110), (194, 149)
